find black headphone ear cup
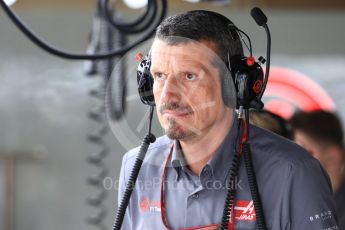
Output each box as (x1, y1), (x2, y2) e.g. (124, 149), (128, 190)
(221, 66), (237, 108)
(137, 55), (155, 106)
(230, 55), (264, 109)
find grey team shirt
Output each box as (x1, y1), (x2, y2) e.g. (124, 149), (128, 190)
(118, 118), (339, 229)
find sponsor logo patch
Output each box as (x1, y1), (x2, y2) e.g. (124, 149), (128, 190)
(234, 200), (256, 222)
(139, 197), (161, 213)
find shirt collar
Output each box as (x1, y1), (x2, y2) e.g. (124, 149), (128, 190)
(171, 140), (186, 181)
(207, 116), (239, 186)
(170, 115), (239, 185)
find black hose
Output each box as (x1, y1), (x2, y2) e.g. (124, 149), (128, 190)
(100, 0), (158, 34)
(0, 0), (167, 60)
(101, 0), (152, 28)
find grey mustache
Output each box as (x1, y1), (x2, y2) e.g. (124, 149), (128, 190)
(159, 103), (193, 114)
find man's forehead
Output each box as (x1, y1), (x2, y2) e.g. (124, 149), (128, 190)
(150, 38), (219, 61)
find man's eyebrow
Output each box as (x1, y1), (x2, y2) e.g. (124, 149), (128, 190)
(149, 66), (162, 72)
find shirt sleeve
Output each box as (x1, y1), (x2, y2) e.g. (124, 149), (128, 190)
(285, 157), (339, 230)
(117, 153), (132, 230)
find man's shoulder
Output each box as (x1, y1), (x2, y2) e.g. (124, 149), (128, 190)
(121, 135), (172, 170)
(249, 124), (335, 208)
(249, 124), (318, 167)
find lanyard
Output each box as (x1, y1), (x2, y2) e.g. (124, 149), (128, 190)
(159, 144), (234, 230)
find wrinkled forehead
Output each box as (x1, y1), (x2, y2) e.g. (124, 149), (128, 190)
(150, 37), (222, 67)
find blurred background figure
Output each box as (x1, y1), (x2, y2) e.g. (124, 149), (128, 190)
(289, 110), (345, 228)
(249, 109), (292, 139)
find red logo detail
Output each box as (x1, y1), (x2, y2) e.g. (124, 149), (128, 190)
(139, 197), (161, 213)
(135, 52), (144, 61)
(252, 80), (262, 94)
(246, 56), (255, 66)
(139, 198), (149, 213)
(228, 200), (256, 229)
(234, 200), (256, 222)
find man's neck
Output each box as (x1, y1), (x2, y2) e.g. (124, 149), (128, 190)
(330, 168), (345, 193)
(325, 148), (345, 193)
(179, 108), (233, 175)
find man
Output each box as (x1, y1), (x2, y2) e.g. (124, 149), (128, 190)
(290, 110), (345, 229)
(118, 10), (338, 229)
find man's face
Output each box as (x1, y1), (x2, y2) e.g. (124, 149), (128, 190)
(150, 38), (230, 141)
(293, 130), (341, 178)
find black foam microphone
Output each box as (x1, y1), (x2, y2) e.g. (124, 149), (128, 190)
(250, 7), (271, 101)
(251, 7), (267, 26)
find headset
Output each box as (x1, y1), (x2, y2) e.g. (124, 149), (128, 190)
(136, 10), (267, 110)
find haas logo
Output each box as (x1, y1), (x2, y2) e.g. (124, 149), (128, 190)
(234, 200), (256, 222)
(252, 80), (262, 94)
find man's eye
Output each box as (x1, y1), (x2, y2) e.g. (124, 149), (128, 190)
(185, 73), (197, 81)
(153, 73), (166, 80)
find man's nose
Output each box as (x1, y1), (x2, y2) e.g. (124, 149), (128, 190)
(160, 75), (182, 102)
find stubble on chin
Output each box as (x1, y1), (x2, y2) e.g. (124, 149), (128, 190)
(158, 102), (202, 140)
(164, 117), (196, 140)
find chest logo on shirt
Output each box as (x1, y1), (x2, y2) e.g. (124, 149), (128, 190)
(139, 197), (161, 213)
(234, 200), (256, 222)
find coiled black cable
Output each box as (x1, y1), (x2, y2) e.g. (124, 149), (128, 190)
(243, 143), (267, 230)
(220, 117), (244, 229)
(86, 80), (110, 228)
(84, 1), (129, 120)
(113, 106), (156, 230)
(0, 0), (167, 60)
(243, 109), (267, 229)
(85, 3), (114, 228)
(221, 110), (267, 229)
(220, 152), (241, 229)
